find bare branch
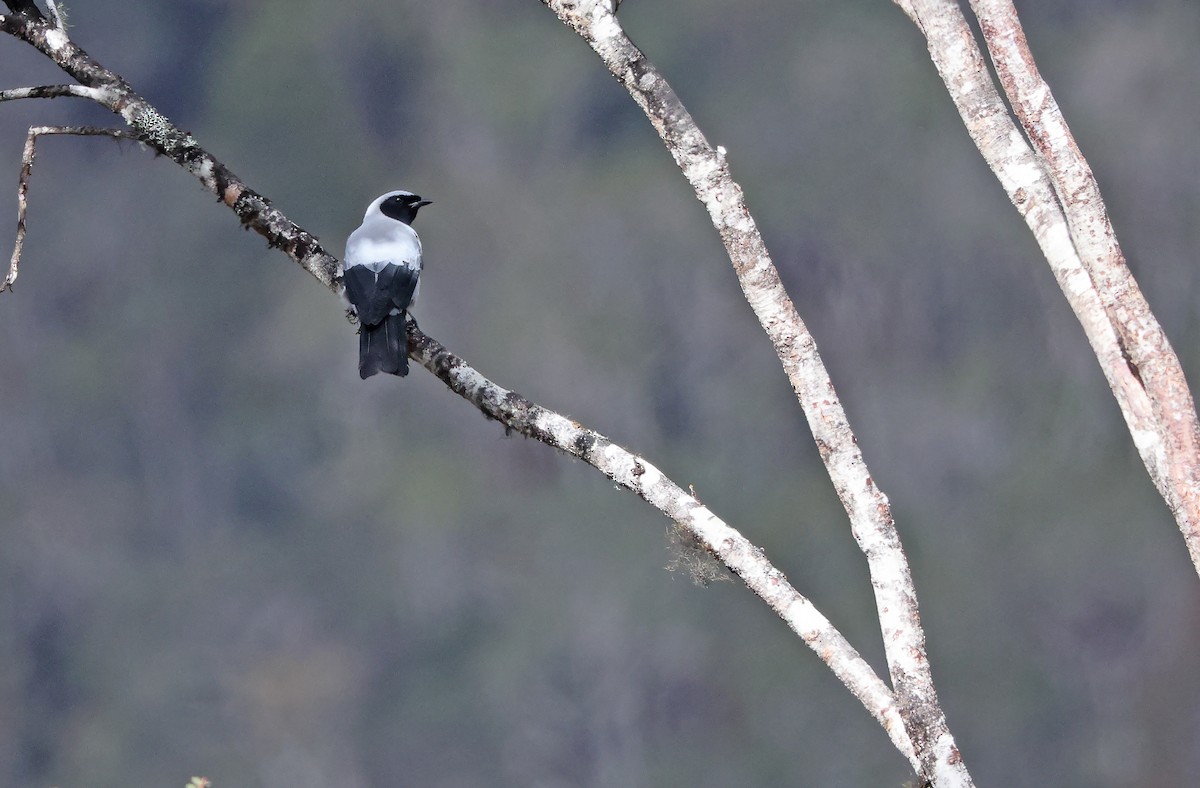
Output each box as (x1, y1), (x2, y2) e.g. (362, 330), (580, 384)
(0, 11), (341, 290)
(0, 84), (102, 102)
(0, 83), (101, 101)
(893, 0), (1200, 577)
(0, 10), (921, 762)
(966, 0), (1200, 572)
(0, 9), (922, 768)
(44, 0), (63, 30)
(540, 2), (967, 783)
(408, 322), (919, 769)
(5, 125), (137, 292)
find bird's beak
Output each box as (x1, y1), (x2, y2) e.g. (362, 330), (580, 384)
(415, 199), (433, 208)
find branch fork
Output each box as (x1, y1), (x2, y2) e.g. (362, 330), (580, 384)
(0, 0), (943, 778)
(7, 1), (1194, 785)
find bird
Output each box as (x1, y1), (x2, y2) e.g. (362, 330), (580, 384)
(342, 190), (432, 379)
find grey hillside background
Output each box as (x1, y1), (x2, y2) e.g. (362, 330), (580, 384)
(2, 0), (1199, 785)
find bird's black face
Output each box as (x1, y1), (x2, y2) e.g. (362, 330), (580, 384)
(379, 192), (432, 226)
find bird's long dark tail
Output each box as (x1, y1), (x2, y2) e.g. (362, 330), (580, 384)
(359, 312), (408, 379)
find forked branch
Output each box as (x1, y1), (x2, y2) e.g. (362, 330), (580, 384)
(0, 0), (921, 773)
(0, 3), (340, 289)
(409, 324), (919, 767)
(5, 125), (137, 291)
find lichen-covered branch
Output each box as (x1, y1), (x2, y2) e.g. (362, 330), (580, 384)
(894, 0), (1200, 576)
(539, 2), (968, 784)
(0, 84), (105, 102)
(0, 3), (340, 290)
(409, 324), (919, 768)
(0, 0), (919, 770)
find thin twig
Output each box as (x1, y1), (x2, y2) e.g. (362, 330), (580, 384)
(0, 84), (102, 102)
(540, 1), (966, 783)
(5, 125), (137, 292)
(44, 0), (63, 30)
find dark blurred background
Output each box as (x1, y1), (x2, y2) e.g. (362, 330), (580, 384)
(2, 1), (1199, 785)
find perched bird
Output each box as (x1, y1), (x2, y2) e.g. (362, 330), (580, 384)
(342, 190), (432, 379)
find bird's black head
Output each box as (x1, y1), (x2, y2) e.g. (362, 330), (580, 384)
(378, 191), (432, 226)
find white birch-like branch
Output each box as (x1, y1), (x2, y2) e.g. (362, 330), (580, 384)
(540, 2), (970, 784)
(408, 324), (919, 769)
(894, 0), (1200, 576)
(0, 84), (103, 102)
(0, 1), (923, 771)
(44, 0), (63, 30)
(968, 0), (1200, 571)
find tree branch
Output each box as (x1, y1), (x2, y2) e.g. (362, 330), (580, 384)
(967, 0), (1200, 572)
(0, 84), (104, 102)
(5, 125), (138, 292)
(893, 0), (1200, 576)
(43, 0), (63, 30)
(409, 323), (919, 768)
(540, 2), (968, 784)
(0, 5), (923, 772)
(0, 10), (340, 290)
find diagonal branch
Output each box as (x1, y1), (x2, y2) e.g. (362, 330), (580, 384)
(0, 84), (105, 102)
(540, 2), (968, 783)
(0, 8), (341, 291)
(967, 0), (1200, 573)
(5, 125), (138, 291)
(409, 324), (919, 768)
(0, 3), (922, 770)
(894, 0), (1200, 576)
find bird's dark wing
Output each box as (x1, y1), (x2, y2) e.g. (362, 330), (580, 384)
(345, 265), (386, 325)
(343, 265), (393, 326)
(386, 264), (420, 312)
